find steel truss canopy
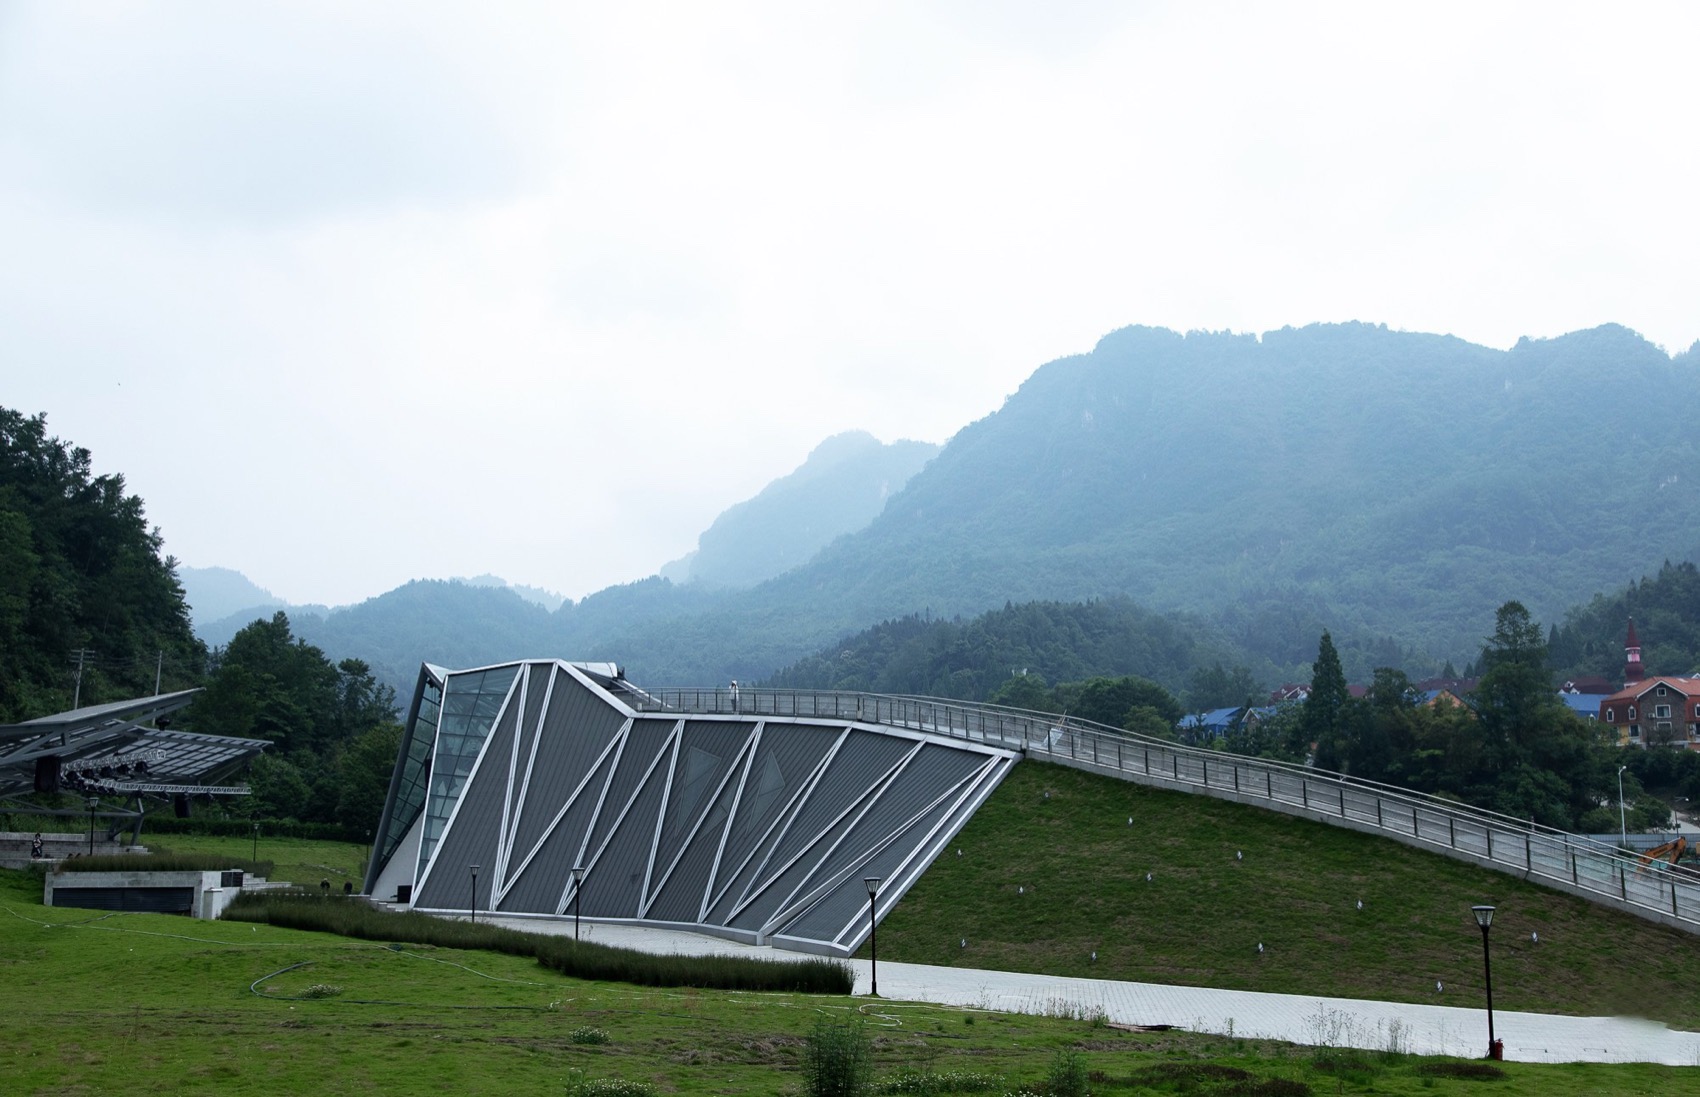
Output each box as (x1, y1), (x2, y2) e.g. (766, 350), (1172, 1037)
(0, 690), (266, 798)
(369, 661), (1018, 956)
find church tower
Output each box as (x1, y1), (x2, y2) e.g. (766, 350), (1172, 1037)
(1625, 618), (1644, 688)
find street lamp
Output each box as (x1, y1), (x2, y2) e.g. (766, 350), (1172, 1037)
(1618, 765), (1628, 848)
(86, 795), (99, 855)
(572, 865), (586, 941)
(863, 876), (882, 997)
(470, 865), (480, 924)
(1472, 905), (1499, 1060)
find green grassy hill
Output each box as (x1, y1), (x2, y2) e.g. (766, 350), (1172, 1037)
(871, 761), (1700, 1026)
(2, 863), (1691, 1095)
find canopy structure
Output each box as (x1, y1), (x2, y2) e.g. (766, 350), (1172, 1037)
(369, 661), (1018, 956)
(0, 690), (266, 803)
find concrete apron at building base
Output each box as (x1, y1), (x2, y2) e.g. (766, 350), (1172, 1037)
(481, 916), (1700, 1066)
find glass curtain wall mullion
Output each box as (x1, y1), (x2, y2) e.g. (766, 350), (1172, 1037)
(372, 672), (443, 878)
(415, 664), (522, 883)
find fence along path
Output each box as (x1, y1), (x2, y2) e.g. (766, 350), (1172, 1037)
(637, 686), (1700, 935)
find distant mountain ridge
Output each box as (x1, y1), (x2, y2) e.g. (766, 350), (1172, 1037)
(659, 430), (938, 588)
(197, 322), (1700, 694)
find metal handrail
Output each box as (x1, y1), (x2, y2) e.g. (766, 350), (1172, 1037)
(639, 686), (1699, 931)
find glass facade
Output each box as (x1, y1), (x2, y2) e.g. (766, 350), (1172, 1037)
(375, 672), (443, 873)
(416, 665), (520, 878)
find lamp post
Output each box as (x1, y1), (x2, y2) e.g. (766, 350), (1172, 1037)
(1618, 764), (1628, 848)
(863, 876), (882, 997)
(252, 821), (260, 864)
(1472, 905), (1498, 1059)
(469, 864), (479, 924)
(572, 865), (586, 941)
(86, 795), (99, 855)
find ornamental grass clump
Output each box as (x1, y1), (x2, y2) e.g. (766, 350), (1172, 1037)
(222, 891), (852, 994)
(803, 1018), (874, 1097)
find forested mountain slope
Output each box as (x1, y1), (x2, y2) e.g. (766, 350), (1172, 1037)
(235, 322), (1699, 690)
(0, 409), (204, 718)
(752, 322), (1694, 670)
(579, 322), (1697, 683)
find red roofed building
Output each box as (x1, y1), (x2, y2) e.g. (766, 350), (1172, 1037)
(1598, 618), (1700, 749)
(1600, 677), (1700, 749)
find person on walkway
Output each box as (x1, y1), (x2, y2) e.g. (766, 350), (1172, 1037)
(31, 833), (44, 859)
(730, 680), (740, 713)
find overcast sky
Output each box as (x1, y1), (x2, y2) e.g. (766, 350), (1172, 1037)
(4, 2), (1696, 608)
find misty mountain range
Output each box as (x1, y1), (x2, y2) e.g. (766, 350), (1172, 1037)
(183, 322), (1700, 695)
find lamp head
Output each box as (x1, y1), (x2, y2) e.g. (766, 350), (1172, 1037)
(863, 876), (881, 897)
(470, 864), (480, 876)
(1472, 904), (1495, 929)
(573, 865), (586, 884)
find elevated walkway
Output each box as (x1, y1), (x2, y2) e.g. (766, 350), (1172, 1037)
(636, 688), (1700, 935)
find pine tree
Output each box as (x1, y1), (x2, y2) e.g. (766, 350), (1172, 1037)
(1296, 631), (1350, 767)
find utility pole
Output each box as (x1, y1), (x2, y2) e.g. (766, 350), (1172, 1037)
(71, 649), (96, 709)
(154, 650), (163, 696)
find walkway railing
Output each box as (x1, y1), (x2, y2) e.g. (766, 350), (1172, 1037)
(637, 686), (1700, 932)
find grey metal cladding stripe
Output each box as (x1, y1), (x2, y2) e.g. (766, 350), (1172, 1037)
(804, 753), (999, 945)
(755, 730), (914, 880)
(640, 721), (686, 912)
(507, 667), (628, 861)
(767, 745), (976, 933)
(706, 725), (849, 924)
(642, 727), (757, 919)
(584, 751), (675, 917)
(649, 722), (752, 884)
(785, 794), (966, 944)
(726, 791), (870, 932)
(412, 695), (522, 910)
(503, 663), (553, 843)
(704, 724), (841, 920)
(698, 722), (762, 921)
(498, 717), (628, 905)
(495, 792), (601, 913)
(582, 719), (675, 859)
(499, 662), (557, 888)
(829, 745), (986, 866)
(492, 663), (535, 890)
(733, 740), (921, 931)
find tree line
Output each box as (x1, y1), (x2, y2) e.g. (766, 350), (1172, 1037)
(2, 408), (398, 832)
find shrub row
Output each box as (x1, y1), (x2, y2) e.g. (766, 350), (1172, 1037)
(140, 817), (370, 843)
(51, 851), (276, 876)
(222, 892), (853, 995)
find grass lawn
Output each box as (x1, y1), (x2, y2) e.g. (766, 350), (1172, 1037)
(141, 832), (374, 892)
(870, 761), (1700, 1026)
(2, 867), (1690, 1096)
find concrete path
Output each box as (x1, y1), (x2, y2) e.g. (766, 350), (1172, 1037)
(484, 916), (1700, 1066)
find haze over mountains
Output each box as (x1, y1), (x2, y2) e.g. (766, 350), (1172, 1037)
(187, 322), (1700, 695)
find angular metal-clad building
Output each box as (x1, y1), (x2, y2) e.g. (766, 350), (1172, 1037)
(367, 661), (1018, 955)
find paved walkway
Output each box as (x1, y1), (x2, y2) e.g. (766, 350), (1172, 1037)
(484, 917), (1700, 1066)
